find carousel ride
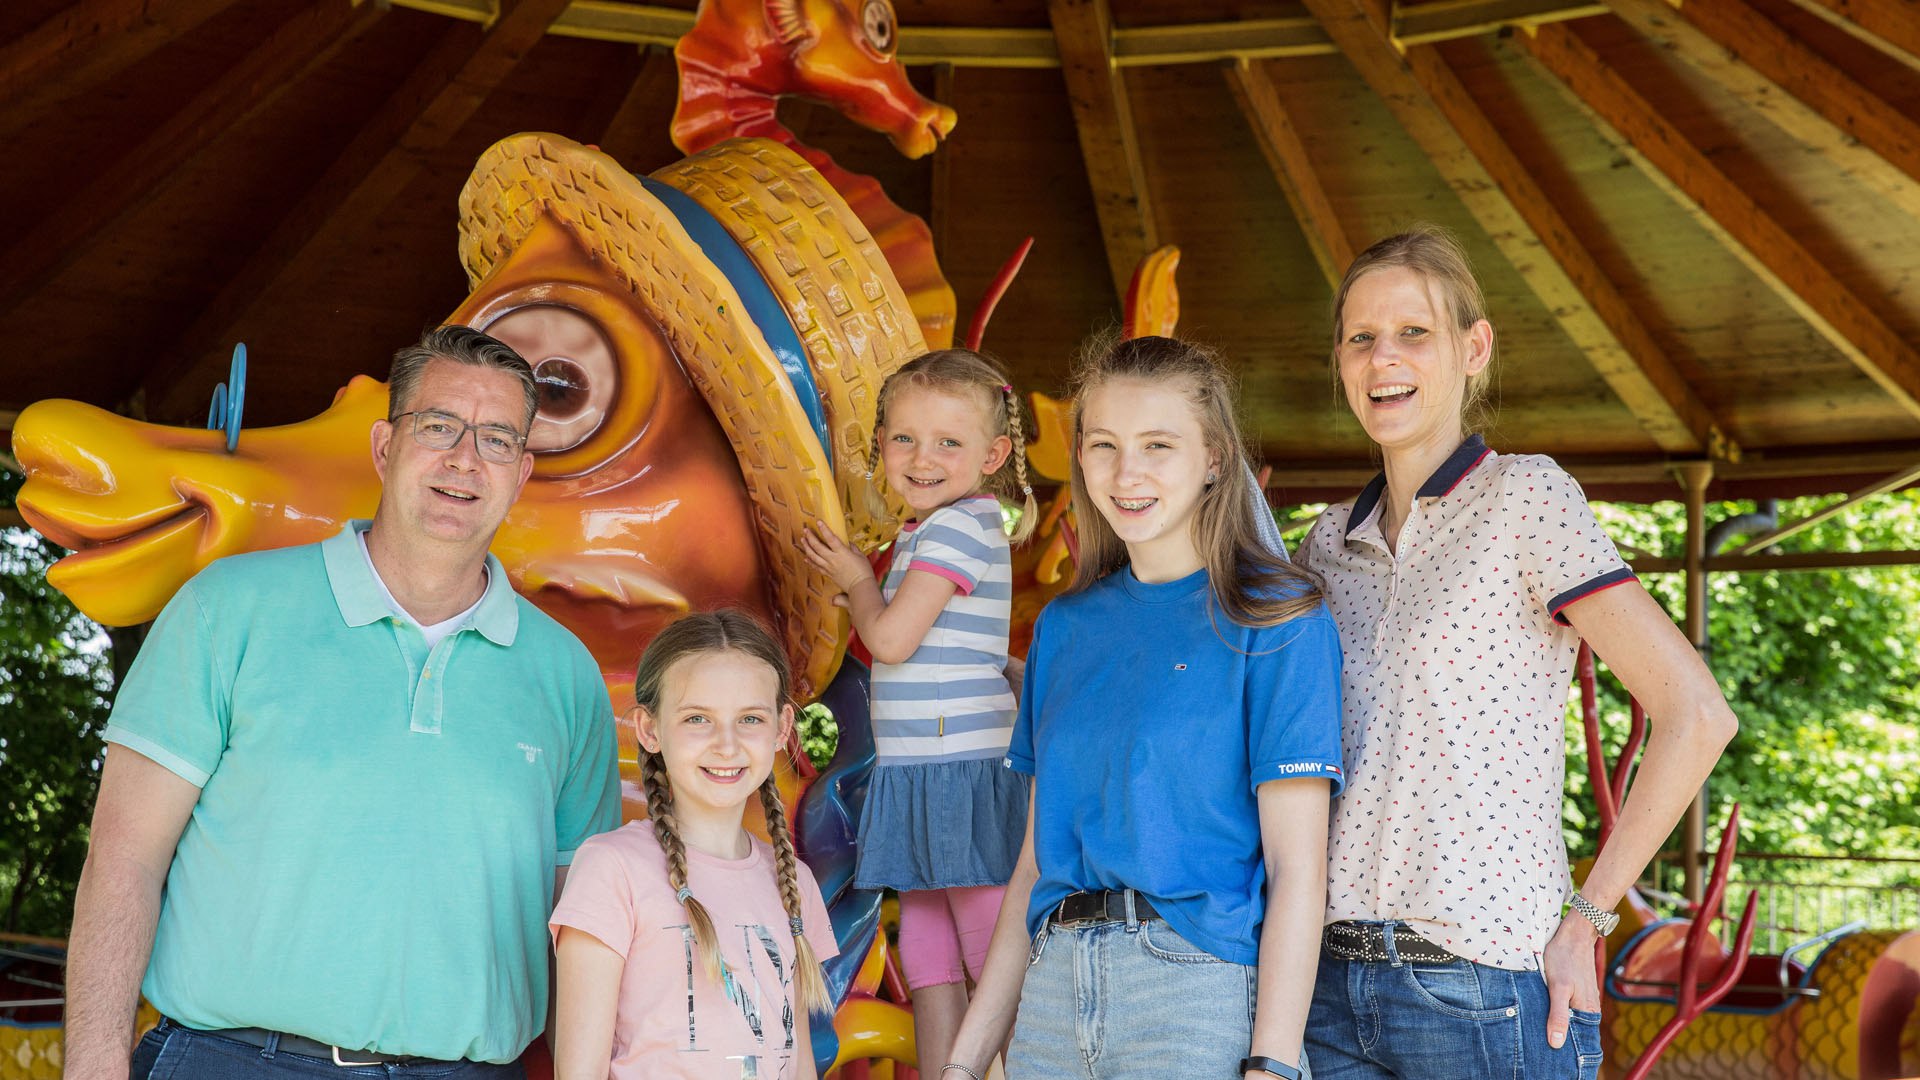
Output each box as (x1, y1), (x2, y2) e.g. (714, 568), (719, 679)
(5, 1), (1920, 1078)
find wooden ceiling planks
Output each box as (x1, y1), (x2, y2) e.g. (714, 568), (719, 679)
(1454, 33), (1915, 452)
(0, 0), (246, 139)
(1518, 17), (1920, 424)
(5, 0), (1920, 497)
(0, 1), (389, 318)
(143, 0), (578, 423)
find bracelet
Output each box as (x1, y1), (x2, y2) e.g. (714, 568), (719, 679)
(941, 1066), (983, 1080)
(1238, 1055), (1304, 1080)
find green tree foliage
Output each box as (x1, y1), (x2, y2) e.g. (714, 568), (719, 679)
(0, 517), (112, 936)
(1567, 492), (1920, 884)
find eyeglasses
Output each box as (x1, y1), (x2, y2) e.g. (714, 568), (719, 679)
(390, 410), (527, 465)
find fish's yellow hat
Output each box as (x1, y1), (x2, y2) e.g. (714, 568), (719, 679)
(457, 133), (921, 699)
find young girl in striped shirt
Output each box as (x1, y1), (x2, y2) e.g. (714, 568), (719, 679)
(800, 349), (1038, 1071)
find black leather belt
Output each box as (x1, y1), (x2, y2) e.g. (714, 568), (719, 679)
(1051, 889), (1160, 926)
(1322, 921), (1460, 964)
(174, 1019), (459, 1068)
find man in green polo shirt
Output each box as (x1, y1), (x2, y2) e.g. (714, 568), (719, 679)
(63, 326), (621, 1079)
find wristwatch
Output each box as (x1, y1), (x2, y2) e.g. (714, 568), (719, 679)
(1239, 1056), (1304, 1079)
(1568, 890), (1621, 936)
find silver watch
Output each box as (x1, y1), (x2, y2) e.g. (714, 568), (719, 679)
(1568, 890), (1620, 936)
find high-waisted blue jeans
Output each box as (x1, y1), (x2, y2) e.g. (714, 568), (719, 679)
(1305, 924), (1602, 1080)
(1006, 912), (1310, 1079)
(130, 1018), (527, 1079)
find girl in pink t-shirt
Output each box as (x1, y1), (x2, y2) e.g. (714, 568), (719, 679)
(550, 610), (838, 1080)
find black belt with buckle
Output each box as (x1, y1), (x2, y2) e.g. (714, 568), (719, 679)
(1050, 889), (1161, 926)
(177, 1019), (460, 1068)
(1322, 921), (1460, 964)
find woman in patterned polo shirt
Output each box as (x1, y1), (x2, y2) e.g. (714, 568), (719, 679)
(1299, 226), (1738, 1080)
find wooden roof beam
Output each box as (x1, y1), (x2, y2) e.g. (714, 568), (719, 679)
(1224, 58), (1355, 289)
(1300, 0), (1728, 457)
(0, 2), (386, 318)
(0, 0), (246, 137)
(1517, 21), (1920, 422)
(392, 0), (1615, 67)
(1603, 0), (1920, 223)
(1729, 456), (1920, 554)
(144, 0), (573, 421)
(1048, 0), (1159, 302)
(588, 44), (678, 167)
(1782, 0), (1920, 75)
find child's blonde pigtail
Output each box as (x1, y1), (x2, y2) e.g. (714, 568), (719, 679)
(643, 750), (727, 987)
(1000, 383), (1039, 544)
(757, 775), (833, 1016)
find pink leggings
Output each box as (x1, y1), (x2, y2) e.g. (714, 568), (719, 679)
(897, 885), (1007, 990)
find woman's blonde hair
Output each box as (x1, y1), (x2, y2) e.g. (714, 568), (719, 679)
(1330, 224), (1496, 433)
(867, 348), (1040, 543)
(1065, 332), (1323, 627)
(633, 609), (832, 1016)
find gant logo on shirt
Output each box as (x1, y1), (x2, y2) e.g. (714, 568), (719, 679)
(516, 742), (543, 764)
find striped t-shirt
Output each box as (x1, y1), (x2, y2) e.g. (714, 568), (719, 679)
(870, 495), (1016, 765)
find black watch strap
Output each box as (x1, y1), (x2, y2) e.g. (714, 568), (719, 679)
(1238, 1055), (1304, 1079)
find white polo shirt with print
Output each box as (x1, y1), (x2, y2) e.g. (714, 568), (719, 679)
(1301, 435), (1636, 972)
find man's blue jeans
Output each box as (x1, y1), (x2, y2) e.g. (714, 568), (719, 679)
(129, 1018), (527, 1079)
(1305, 926), (1602, 1080)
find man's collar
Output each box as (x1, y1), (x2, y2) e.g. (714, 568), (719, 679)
(321, 521), (520, 646)
(1345, 434), (1492, 538)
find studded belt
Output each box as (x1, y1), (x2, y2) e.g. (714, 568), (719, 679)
(1322, 921), (1461, 964)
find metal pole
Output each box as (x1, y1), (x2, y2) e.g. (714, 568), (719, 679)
(1677, 461), (1714, 906)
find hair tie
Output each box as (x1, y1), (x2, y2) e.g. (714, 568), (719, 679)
(676, 886), (694, 904)
(1000, 383), (1012, 394)
(790, 916), (806, 937)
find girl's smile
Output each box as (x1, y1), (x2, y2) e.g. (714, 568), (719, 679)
(1077, 377), (1216, 582)
(635, 649), (794, 857)
(880, 383), (1012, 515)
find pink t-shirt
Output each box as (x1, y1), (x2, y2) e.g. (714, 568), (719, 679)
(550, 821), (840, 1080)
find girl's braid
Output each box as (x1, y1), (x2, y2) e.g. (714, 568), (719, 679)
(756, 775), (832, 1015)
(1001, 384), (1039, 544)
(643, 749), (726, 986)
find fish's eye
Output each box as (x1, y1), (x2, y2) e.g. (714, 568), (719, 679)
(535, 357), (591, 420)
(862, 0), (896, 54)
(483, 305), (621, 455)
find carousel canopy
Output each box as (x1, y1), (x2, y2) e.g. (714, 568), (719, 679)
(4, 0), (1920, 504)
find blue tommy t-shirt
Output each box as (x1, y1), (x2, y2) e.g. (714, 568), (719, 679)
(1006, 564), (1345, 965)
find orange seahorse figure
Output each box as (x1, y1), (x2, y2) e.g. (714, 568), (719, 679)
(672, 0), (958, 348)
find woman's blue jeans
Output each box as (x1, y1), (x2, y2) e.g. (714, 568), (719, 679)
(1305, 927), (1602, 1080)
(1006, 913), (1311, 1079)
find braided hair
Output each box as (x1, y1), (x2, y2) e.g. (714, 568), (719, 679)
(867, 348), (1040, 543)
(632, 610), (832, 1016)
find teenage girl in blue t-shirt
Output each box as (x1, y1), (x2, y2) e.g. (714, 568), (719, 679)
(943, 334), (1346, 1080)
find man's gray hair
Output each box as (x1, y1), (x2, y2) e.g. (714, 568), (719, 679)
(388, 325), (539, 431)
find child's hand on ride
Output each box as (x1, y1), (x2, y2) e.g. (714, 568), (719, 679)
(800, 521), (875, 591)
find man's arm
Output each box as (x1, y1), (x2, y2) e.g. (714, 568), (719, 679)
(64, 746), (200, 1080)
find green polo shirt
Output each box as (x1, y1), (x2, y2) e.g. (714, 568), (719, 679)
(103, 521), (620, 1063)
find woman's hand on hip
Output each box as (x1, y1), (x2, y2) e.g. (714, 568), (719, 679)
(1541, 913), (1603, 1048)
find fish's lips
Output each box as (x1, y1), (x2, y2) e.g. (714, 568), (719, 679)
(34, 504), (212, 627)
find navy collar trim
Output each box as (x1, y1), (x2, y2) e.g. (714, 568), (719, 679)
(1345, 434), (1492, 537)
